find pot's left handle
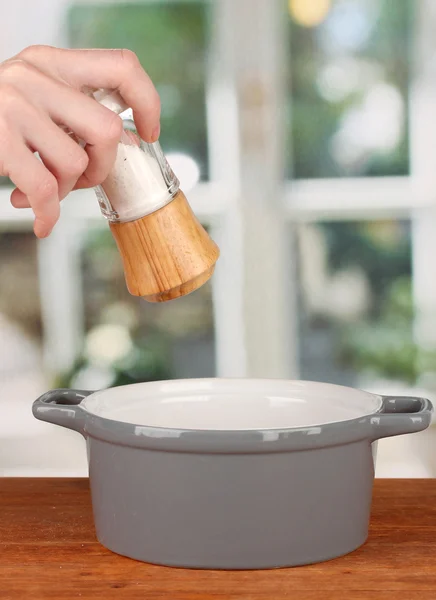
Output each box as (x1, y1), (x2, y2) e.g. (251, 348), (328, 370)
(371, 395), (433, 441)
(32, 389), (93, 436)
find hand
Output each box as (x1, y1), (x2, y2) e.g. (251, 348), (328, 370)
(0, 45), (161, 238)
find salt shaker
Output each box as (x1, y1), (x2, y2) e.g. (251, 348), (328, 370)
(91, 89), (220, 302)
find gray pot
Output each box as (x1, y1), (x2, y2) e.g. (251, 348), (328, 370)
(33, 379), (432, 570)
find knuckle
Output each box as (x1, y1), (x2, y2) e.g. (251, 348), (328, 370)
(64, 150), (89, 178)
(81, 156), (112, 187)
(105, 112), (123, 142)
(0, 83), (25, 116)
(0, 119), (14, 175)
(95, 111), (123, 145)
(75, 150), (90, 174)
(0, 59), (29, 79)
(34, 174), (58, 201)
(0, 114), (12, 145)
(82, 171), (100, 187)
(18, 44), (52, 61)
(0, 57), (48, 89)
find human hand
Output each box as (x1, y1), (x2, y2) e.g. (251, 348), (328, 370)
(0, 45), (161, 237)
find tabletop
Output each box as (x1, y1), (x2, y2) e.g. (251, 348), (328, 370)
(1, 478), (436, 599)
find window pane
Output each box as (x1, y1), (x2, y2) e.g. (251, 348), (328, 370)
(63, 2), (216, 389)
(297, 219), (414, 387)
(288, 0), (411, 179)
(0, 232), (48, 475)
(0, 232), (42, 349)
(57, 225), (215, 389)
(68, 1), (209, 179)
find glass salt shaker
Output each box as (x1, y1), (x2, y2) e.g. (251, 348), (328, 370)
(91, 88), (219, 303)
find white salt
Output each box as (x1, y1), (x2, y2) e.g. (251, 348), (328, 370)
(100, 140), (173, 222)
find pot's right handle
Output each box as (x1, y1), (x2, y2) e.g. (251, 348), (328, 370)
(32, 389), (93, 436)
(371, 395), (433, 441)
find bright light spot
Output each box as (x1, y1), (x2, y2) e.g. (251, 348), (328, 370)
(362, 84), (404, 151)
(289, 0), (331, 27)
(165, 153), (200, 192)
(71, 365), (115, 391)
(320, 0), (375, 52)
(330, 83), (404, 169)
(120, 108), (133, 121)
(326, 268), (371, 322)
(101, 302), (137, 329)
(316, 58), (381, 103)
(85, 324), (133, 366)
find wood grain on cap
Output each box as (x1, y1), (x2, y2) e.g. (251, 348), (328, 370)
(109, 189), (220, 302)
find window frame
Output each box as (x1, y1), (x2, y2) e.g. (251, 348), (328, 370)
(0, 0), (433, 382)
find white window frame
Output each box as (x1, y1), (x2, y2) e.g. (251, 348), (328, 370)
(0, 0), (433, 381)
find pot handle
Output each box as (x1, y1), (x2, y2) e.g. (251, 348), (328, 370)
(32, 389), (93, 436)
(371, 395), (433, 441)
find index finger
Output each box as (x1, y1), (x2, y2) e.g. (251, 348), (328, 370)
(18, 46), (161, 143)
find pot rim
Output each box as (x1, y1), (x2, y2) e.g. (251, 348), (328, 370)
(81, 378), (384, 431)
(32, 379), (433, 454)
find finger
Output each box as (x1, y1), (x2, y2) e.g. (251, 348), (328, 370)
(73, 139), (118, 189)
(31, 83), (122, 188)
(6, 145), (59, 237)
(10, 189), (30, 208)
(29, 132), (89, 202)
(10, 125), (87, 207)
(73, 128), (142, 189)
(16, 105), (89, 203)
(18, 46), (161, 142)
(0, 60), (123, 188)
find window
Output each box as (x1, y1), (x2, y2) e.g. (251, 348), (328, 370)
(59, 1), (215, 389)
(288, 0), (411, 178)
(59, 227), (215, 390)
(297, 219), (413, 386)
(0, 0), (435, 477)
(285, 0), (434, 395)
(68, 1), (210, 177)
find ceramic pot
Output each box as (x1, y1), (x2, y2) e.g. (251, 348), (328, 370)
(33, 379), (432, 569)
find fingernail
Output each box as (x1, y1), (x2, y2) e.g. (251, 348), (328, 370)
(151, 123), (160, 143)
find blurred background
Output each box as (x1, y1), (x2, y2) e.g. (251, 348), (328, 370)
(1, 0), (436, 477)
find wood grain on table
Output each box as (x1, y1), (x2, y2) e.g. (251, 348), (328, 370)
(0, 478), (436, 599)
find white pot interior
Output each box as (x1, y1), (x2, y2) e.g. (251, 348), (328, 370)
(81, 379), (383, 431)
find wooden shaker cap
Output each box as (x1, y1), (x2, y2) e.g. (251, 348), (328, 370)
(109, 189), (220, 302)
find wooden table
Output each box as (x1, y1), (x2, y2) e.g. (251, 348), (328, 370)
(1, 479), (436, 599)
